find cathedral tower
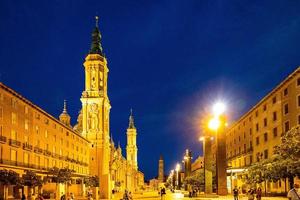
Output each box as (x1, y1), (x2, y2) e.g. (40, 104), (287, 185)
(126, 109), (138, 170)
(80, 16), (111, 199)
(59, 100), (71, 127)
(158, 155), (164, 182)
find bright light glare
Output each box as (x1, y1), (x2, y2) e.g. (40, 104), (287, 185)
(175, 163), (181, 171)
(199, 136), (204, 141)
(208, 117), (220, 131)
(213, 102), (226, 116)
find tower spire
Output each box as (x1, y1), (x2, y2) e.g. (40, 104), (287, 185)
(89, 16), (104, 56)
(63, 99), (67, 113)
(128, 108), (135, 129)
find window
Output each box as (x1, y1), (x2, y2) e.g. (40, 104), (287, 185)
(264, 133), (268, 142)
(249, 128), (252, 135)
(25, 119), (29, 130)
(285, 121), (290, 132)
(284, 104), (289, 114)
(264, 149), (268, 159)
(250, 141), (253, 148)
(297, 77), (300, 86)
(263, 104), (267, 111)
(11, 130), (17, 140)
(298, 115), (300, 125)
(11, 113), (17, 125)
(255, 111), (259, 117)
(273, 127), (278, 137)
(24, 136), (28, 143)
(35, 156), (40, 166)
(256, 136), (260, 145)
(250, 155), (253, 164)
(273, 112), (277, 121)
(11, 99), (17, 108)
(45, 130), (48, 138)
(25, 106), (28, 114)
(0, 125), (2, 136)
(256, 123), (259, 132)
(298, 95), (300, 107)
(35, 126), (39, 134)
(10, 149), (17, 163)
(0, 107), (3, 118)
(244, 144), (246, 152)
(284, 88), (288, 96)
(243, 132), (246, 139)
(35, 113), (40, 120)
(264, 118), (268, 127)
(272, 96), (277, 104)
(238, 136), (241, 142)
(24, 152), (29, 164)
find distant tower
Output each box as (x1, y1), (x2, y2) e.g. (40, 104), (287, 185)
(126, 109), (138, 170)
(80, 16), (111, 199)
(183, 149), (192, 178)
(59, 100), (71, 127)
(158, 155), (164, 182)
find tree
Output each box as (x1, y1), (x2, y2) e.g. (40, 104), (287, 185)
(47, 167), (74, 198)
(243, 126), (300, 191)
(83, 176), (99, 187)
(22, 170), (43, 197)
(184, 169), (205, 191)
(0, 170), (21, 200)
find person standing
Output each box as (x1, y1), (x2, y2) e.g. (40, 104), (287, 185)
(256, 187), (262, 200)
(247, 188), (255, 200)
(233, 186), (239, 200)
(287, 183), (300, 200)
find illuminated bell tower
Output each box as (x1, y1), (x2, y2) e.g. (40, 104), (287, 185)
(126, 109), (138, 170)
(80, 16), (111, 199)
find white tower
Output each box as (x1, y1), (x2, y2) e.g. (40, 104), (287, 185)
(126, 109), (138, 170)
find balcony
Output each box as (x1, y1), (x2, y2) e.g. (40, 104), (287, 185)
(0, 135), (6, 143)
(34, 146), (43, 154)
(9, 139), (21, 147)
(44, 150), (52, 156)
(23, 143), (33, 151)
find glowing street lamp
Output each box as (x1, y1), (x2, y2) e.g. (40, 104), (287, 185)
(207, 102), (228, 195)
(175, 163), (181, 189)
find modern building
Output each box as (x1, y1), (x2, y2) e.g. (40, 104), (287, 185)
(0, 17), (144, 199)
(225, 67), (300, 194)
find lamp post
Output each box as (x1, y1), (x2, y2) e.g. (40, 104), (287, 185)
(175, 163), (181, 190)
(200, 136), (213, 194)
(208, 102), (228, 195)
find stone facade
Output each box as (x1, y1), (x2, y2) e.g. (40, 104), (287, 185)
(225, 67), (300, 194)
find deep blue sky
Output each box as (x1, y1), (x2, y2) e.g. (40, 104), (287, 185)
(1, 0), (300, 180)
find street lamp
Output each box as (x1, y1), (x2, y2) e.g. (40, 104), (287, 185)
(208, 102), (227, 195)
(175, 163), (181, 190)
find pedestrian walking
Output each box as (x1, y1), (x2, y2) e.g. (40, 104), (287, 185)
(287, 183), (300, 200)
(161, 188), (166, 200)
(247, 188), (255, 200)
(233, 186), (239, 200)
(256, 187), (262, 200)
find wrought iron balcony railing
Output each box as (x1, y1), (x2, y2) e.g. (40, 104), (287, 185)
(0, 135), (6, 143)
(23, 143), (33, 151)
(9, 139), (21, 147)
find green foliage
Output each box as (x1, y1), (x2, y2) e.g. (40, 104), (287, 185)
(84, 176), (99, 187)
(184, 169), (204, 188)
(47, 167), (74, 184)
(243, 126), (300, 185)
(22, 170), (43, 187)
(0, 169), (21, 185)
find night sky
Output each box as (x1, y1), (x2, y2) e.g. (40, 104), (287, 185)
(1, 0), (300, 180)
